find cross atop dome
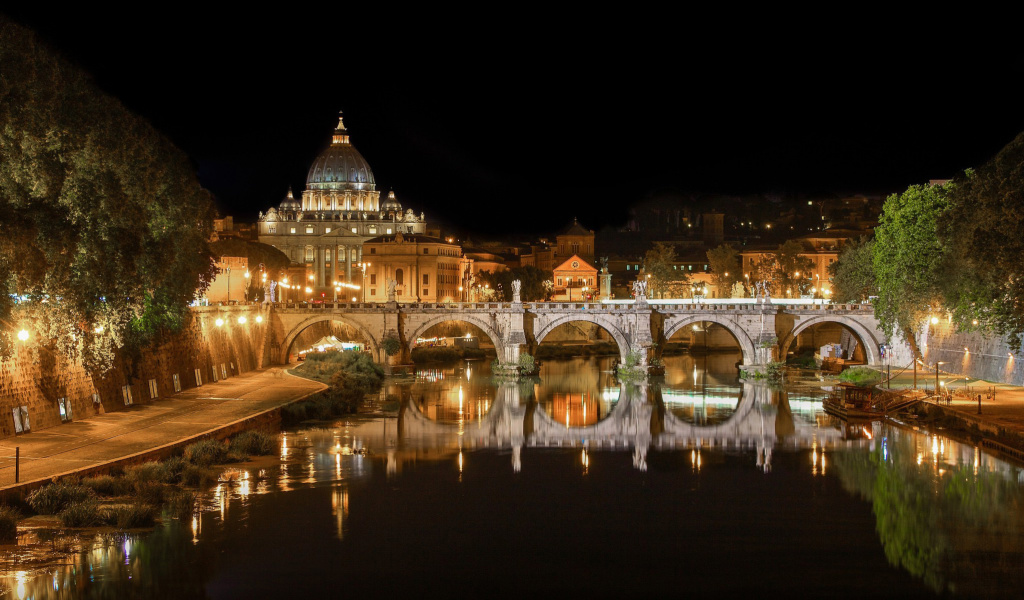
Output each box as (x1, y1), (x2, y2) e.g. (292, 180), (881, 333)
(332, 110), (350, 145)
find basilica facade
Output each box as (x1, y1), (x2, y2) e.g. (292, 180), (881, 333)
(258, 114), (428, 293)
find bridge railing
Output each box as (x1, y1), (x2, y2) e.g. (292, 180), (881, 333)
(267, 300), (874, 313)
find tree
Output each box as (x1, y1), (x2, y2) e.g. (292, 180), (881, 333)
(828, 236), (876, 303)
(642, 242), (688, 299)
(476, 266), (553, 301)
(0, 19), (216, 372)
(751, 240), (814, 297)
(940, 131), (1024, 351)
(872, 183), (951, 356)
(706, 244), (740, 297)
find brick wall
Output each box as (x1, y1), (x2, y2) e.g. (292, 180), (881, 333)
(0, 305), (269, 439)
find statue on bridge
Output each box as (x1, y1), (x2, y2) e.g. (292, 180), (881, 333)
(754, 280), (772, 304)
(631, 279), (648, 302)
(386, 278), (397, 302)
(511, 279), (522, 303)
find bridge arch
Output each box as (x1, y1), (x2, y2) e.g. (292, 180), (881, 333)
(279, 314), (380, 363)
(779, 315), (882, 366)
(532, 314), (631, 362)
(406, 313), (505, 358)
(664, 316), (757, 365)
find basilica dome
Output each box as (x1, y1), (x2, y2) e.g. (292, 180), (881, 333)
(305, 114), (376, 192)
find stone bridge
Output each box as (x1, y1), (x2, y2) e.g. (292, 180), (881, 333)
(266, 299), (884, 368)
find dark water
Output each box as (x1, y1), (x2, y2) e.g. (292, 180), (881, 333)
(2, 355), (1023, 598)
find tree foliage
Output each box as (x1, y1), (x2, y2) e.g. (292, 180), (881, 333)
(872, 183), (950, 354)
(0, 19), (216, 371)
(706, 244), (740, 296)
(643, 242), (688, 298)
(751, 240), (814, 296)
(476, 266), (553, 301)
(828, 236), (876, 303)
(940, 131), (1024, 350)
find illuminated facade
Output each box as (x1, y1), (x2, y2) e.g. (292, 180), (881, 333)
(258, 114), (428, 293)
(362, 232), (463, 303)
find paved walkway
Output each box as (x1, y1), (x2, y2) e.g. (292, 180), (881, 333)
(0, 366), (324, 491)
(884, 370), (1024, 437)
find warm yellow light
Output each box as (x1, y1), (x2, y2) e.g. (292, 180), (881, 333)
(931, 316), (939, 324)
(794, 272), (800, 277)
(352, 297), (357, 302)
(238, 316), (247, 324)
(17, 329), (29, 341)
(308, 275), (314, 281)
(964, 347), (969, 352)
(305, 287), (312, 293)
(255, 315), (263, 323)
(215, 318), (224, 327)
(972, 319), (978, 325)
(94, 325), (104, 334)
(282, 277), (288, 284)
(244, 271), (250, 278)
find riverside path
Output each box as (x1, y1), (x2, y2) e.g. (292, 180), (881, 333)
(0, 366), (324, 494)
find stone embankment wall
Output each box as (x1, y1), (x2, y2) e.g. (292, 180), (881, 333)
(0, 305), (270, 439)
(886, 319), (1024, 386)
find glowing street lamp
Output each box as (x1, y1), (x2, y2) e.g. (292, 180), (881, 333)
(17, 329), (29, 342)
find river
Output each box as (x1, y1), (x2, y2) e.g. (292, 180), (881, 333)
(2, 354), (1023, 598)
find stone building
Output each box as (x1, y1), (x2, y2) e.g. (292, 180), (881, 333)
(257, 113), (428, 295)
(362, 232), (463, 303)
(552, 255), (598, 301)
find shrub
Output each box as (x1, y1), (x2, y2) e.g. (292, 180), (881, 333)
(0, 506), (21, 541)
(517, 352), (535, 372)
(381, 337), (401, 357)
(281, 402), (309, 425)
(231, 430), (276, 456)
(102, 503), (157, 529)
(165, 489), (197, 520)
(27, 481), (96, 515)
(184, 439), (228, 466)
(839, 366), (883, 387)
(766, 361), (786, 382)
(82, 475), (131, 497)
(162, 456), (189, 484)
(133, 481), (165, 505)
(58, 499), (101, 527)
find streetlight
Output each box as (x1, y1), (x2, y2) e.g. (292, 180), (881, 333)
(17, 329), (29, 342)
(225, 266), (231, 304)
(934, 361), (945, 396)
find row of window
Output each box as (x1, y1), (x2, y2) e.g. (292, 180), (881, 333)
(556, 276), (594, 287)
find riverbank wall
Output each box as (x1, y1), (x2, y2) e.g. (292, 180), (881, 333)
(885, 319), (1024, 386)
(0, 305), (271, 439)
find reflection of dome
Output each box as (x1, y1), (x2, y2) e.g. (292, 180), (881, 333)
(278, 187), (300, 211)
(382, 190), (402, 211)
(305, 114), (376, 192)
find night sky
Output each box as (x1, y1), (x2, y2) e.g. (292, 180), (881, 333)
(6, 10), (1023, 236)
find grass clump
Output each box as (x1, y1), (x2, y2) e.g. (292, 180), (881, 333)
(125, 462), (168, 486)
(0, 506), (21, 541)
(102, 503), (157, 529)
(184, 439), (228, 466)
(57, 499), (101, 527)
(231, 430), (276, 456)
(839, 366), (883, 387)
(27, 481), (96, 515)
(82, 475), (131, 497)
(181, 464), (215, 488)
(161, 456), (189, 484)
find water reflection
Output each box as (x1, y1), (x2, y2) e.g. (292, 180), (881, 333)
(3, 356), (1024, 597)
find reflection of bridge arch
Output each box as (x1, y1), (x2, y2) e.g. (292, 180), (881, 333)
(664, 316), (756, 365)
(659, 384), (757, 439)
(280, 314), (380, 362)
(778, 315), (881, 366)
(398, 385), (525, 448)
(405, 314), (505, 357)
(533, 314), (630, 362)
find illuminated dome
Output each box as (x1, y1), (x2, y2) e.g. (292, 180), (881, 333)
(382, 190), (402, 211)
(305, 114), (376, 192)
(278, 187), (300, 211)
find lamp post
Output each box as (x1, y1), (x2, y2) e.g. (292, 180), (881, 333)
(225, 266), (231, 304)
(935, 361), (945, 396)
